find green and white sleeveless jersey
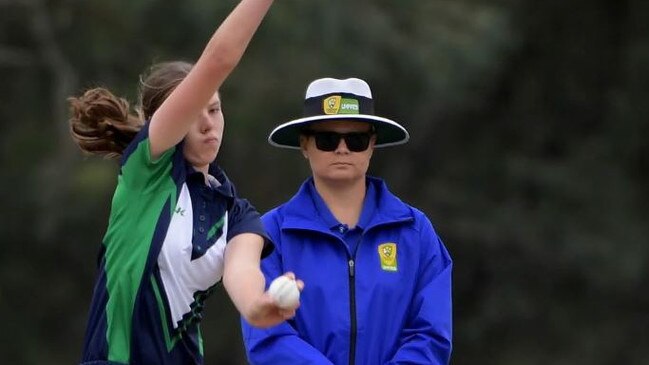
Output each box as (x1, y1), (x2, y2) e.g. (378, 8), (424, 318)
(80, 122), (270, 365)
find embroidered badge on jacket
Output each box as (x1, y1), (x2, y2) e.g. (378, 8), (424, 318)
(378, 243), (398, 272)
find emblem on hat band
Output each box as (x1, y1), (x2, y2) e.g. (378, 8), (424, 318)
(323, 95), (360, 115)
(303, 92), (374, 117)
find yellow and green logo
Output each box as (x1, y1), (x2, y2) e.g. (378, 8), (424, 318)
(323, 95), (360, 115)
(378, 243), (398, 272)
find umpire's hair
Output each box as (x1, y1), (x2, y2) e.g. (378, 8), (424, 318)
(68, 61), (193, 159)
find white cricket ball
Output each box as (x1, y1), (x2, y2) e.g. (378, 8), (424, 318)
(268, 275), (300, 309)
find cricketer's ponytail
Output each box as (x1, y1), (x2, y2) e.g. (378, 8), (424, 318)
(68, 88), (143, 159)
(68, 61), (193, 159)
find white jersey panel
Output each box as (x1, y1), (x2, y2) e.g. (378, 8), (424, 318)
(158, 184), (228, 328)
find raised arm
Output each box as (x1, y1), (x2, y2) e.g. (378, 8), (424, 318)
(149, 0), (274, 158)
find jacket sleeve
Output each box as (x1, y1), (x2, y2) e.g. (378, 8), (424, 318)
(240, 213), (334, 365)
(385, 216), (453, 365)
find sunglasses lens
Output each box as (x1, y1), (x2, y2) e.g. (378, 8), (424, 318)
(309, 131), (372, 152)
(344, 133), (371, 152)
(314, 132), (341, 151)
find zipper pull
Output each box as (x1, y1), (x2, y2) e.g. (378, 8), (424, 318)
(348, 259), (355, 277)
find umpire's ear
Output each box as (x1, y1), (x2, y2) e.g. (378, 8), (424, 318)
(299, 135), (309, 159)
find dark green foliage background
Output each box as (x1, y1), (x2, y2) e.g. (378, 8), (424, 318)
(1, 0), (647, 364)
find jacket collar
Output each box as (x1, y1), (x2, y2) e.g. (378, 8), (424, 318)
(281, 176), (413, 234)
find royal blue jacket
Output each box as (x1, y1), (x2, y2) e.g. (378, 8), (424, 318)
(242, 177), (452, 365)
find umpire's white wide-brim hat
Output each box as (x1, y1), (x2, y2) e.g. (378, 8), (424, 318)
(268, 78), (410, 149)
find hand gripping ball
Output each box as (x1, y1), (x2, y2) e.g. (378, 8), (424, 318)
(268, 275), (300, 309)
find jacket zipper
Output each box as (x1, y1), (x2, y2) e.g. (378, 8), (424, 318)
(348, 234), (363, 365)
(348, 258), (356, 365)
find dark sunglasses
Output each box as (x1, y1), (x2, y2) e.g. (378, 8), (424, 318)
(303, 130), (374, 152)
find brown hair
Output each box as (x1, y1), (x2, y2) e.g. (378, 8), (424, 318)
(68, 61), (193, 159)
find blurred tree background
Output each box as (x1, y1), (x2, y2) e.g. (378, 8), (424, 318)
(1, 0), (647, 364)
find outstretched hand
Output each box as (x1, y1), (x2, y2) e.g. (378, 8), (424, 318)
(244, 272), (304, 328)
